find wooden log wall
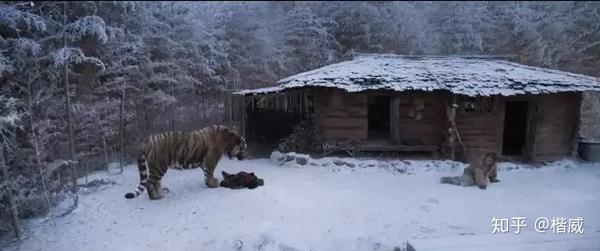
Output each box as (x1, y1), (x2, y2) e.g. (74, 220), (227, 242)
(235, 87), (581, 161)
(533, 93), (581, 161)
(393, 92), (447, 146)
(314, 88), (368, 141)
(314, 89), (447, 145)
(455, 95), (505, 156)
(454, 93), (581, 161)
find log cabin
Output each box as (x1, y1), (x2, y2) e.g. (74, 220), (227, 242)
(227, 54), (600, 162)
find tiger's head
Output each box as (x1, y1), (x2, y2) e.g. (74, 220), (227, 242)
(225, 131), (247, 160)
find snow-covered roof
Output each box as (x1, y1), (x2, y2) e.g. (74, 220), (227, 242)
(234, 54), (600, 97)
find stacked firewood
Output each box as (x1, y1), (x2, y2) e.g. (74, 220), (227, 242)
(278, 120), (318, 153)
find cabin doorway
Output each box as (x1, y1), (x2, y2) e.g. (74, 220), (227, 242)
(502, 101), (529, 155)
(368, 96), (391, 140)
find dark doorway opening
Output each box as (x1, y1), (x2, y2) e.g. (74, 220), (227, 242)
(368, 96), (391, 140)
(502, 101), (529, 155)
(246, 106), (303, 157)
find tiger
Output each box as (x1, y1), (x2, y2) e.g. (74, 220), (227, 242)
(124, 125), (247, 200)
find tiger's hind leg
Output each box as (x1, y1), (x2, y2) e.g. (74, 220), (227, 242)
(146, 164), (167, 200)
(202, 154), (221, 188)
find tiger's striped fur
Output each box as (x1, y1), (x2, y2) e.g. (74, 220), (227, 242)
(124, 125), (247, 200)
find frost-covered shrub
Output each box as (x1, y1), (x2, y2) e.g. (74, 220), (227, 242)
(63, 15), (108, 44)
(53, 47), (105, 72)
(6, 38), (40, 59)
(0, 4), (46, 34)
(0, 54), (13, 78)
(0, 95), (22, 145)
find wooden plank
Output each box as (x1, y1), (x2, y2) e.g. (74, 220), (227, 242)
(323, 115), (368, 119)
(323, 126), (366, 130)
(570, 92), (583, 157)
(321, 117), (366, 128)
(356, 145), (438, 151)
(390, 97), (401, 144)
(322, 128), (366, 140)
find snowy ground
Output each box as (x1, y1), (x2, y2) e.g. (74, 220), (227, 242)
(5, 153), (600, 251)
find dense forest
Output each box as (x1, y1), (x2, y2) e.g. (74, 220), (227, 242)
(0, 1), (599, 238)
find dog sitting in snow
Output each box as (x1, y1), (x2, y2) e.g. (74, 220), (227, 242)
(220, 171), (264, 189)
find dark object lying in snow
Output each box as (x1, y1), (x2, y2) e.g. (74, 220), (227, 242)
(79, 179), (116, 188)
(220, 171), (264, 189)
(393, 241), (416, 251)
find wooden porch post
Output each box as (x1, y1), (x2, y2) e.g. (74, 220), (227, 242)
(571, 92), (584, 158)
(447, 96), (457, 160)
(446, 95), (466, 160)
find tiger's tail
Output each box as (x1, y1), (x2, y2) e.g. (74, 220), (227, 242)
(124, 154), (148, 199)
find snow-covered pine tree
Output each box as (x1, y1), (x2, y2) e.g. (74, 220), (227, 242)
(0, 95), (23, 238)
(283, 3), (339, 72)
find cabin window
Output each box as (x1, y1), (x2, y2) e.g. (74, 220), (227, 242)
(459, 96), (493, 115)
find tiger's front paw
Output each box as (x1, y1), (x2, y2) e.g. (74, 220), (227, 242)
(206, 177), (219, 188)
